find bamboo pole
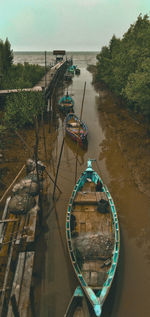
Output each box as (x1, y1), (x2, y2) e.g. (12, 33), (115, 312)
(75, 82), (86, 184)
(52, 138), (64, 200)
(34, 117), (43, 224)
(45, 169), (62, 193)
(15, 130), (33, 155)
(41, 111), (47, 161)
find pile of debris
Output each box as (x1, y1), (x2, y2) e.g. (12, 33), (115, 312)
(8, 158), (45, 215)
(73, 232), (114, 260)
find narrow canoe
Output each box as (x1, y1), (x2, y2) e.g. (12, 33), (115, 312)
(64, 113), (88, 146)
(58, 93), (74, 113)
(66, 160), (120, 316)
(75, 68), (80, 75)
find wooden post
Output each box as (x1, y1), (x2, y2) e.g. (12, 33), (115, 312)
(45, 51), (47, 89)
(34, 117), (43, 224)
(75, 82), (86, 183)
(41, 111), (47, 161)
(52, 138), (64, 200)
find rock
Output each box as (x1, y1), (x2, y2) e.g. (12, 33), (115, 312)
(73, 232), (114, 260)
(26, 158), (45, 174)
(12, 178), (39, 196)
(26, 170), (44, 182)
(8, 194), (36, 215)
(26, 159), (36, 173)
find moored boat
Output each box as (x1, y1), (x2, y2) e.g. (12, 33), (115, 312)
(64, 113), (88, 146)
(58, 92), (74, 113)
(66, 160), (120, 316)
(68, 65), (75, 75)
(75, 68), (80, 75)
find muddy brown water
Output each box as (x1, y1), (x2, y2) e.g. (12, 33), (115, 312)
(1, 66), (150, 317)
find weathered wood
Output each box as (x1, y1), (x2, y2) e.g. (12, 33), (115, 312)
(74, 191), (108, 204)
(0, 197), (11, 244)
(18, 252), (34, 317)
(0, 219), (18, 223)
(15, 216), (26, 245)
(26, 205), (39, 243)
(0, 239), (14, 316)
(7, 252), (34, 317)
(74, 192), (97, 204)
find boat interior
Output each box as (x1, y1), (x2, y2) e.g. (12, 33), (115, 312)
(66, 117), (84, 134)
(71, 180), (115, 291)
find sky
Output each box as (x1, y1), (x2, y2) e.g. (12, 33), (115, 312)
(0, 0), (149, 52)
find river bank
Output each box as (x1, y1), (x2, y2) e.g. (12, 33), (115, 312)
(95, 83), (150, 198)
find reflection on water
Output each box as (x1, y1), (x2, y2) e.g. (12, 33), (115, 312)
(64, 135), (88, 165)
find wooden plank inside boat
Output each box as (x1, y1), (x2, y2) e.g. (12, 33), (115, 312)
(71, 180), (114, 289)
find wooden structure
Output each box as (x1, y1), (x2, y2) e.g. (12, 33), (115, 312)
(53, 50), (66, 63)
(0, 60), (69, 104)
(0, 195), (39, 317)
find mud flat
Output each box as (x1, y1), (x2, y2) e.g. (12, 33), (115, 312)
(96, 85), (150, 198)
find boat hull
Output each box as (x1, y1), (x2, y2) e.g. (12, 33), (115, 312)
(66, 160), (120, 316)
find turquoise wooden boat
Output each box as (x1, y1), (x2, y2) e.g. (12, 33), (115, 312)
(68, 65), (75, 74)
(66, 160), (120, 316)
(58, 92), (74, 113)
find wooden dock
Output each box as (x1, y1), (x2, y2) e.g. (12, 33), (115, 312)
(0, 60), (68, 100)
(0, 195), (39, 317)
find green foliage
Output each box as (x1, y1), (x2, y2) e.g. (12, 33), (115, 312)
(96, 14), (150, 118)
(122, 58), (150, 115)
(4, 91), (46, 129)
(0, 37), (13, 76)
(0, 37), (45, 89)
(1, 63), (45, 89)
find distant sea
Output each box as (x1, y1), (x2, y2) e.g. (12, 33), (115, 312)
(13, 51), (98, 68)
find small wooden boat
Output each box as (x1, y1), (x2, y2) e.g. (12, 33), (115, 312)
(64, 286), (91, 317)
(64, 113), (88, 146)
(58, 92), (74, 113)
(66, 160), (120, 316)
(68, 66), (75, 75)
(75, 68), (80, 75)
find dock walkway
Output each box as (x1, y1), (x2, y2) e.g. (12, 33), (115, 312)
(0, 61), (67, 98)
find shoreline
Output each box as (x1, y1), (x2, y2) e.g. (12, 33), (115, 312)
(95, 84), (150, 198)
